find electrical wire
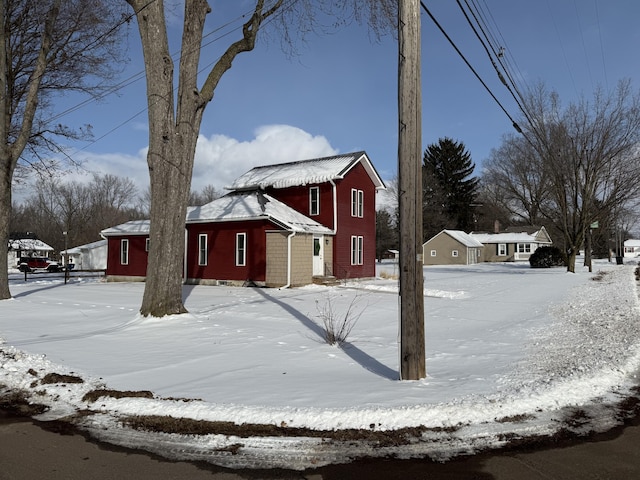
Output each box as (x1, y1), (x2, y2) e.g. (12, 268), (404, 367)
(420, 1), (522, 134)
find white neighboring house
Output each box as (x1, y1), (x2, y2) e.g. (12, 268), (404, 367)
(470, 226), (553, 262)
(8, 237), (54, 269)
(624, 239), (640, 258)
(61, 239), (108, 270)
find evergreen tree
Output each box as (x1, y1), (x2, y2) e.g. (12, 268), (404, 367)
(422, 138), (479, 238)
(376, 209), (397, 261)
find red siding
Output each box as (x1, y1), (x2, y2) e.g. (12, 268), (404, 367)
(333, 162), (377, 279)
(186, 219), (273, 282)
(267, 183), (334, 230)
(105, 236), (148, 277)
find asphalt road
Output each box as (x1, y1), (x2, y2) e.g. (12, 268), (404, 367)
(2, 409), (640, 480)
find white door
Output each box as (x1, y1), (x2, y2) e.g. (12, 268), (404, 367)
(313, 236), (324, 275)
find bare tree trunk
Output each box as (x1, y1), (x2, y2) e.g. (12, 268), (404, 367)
(0, 161), (12, 299)
(128, 0), (283, 317)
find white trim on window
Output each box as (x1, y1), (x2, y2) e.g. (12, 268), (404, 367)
(198, 234), (208, 266)
(452, 250), (459, 257)
(145, 238), (150, 252)
(120, 239), (129, 265)
(498, 243), (507, 256)
(309, 186), (320, 216)
(236, 233), (246, 267)
(517, 243), (532, 253)
(351, 189), (364, 218)
(430, 250), (437, 257)
(351, 235), (364, 265)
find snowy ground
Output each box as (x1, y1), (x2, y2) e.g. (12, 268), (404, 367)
(1, 259), (640, 470)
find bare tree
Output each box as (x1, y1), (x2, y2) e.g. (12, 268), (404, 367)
(0, 0), (128, 299)
(126, 0), (396, 317)
(492, 81), (640, 272)
(482, 133), (551, 226)
(12, 174), (142, 252)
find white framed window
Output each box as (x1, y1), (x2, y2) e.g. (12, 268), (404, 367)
(452, 250), (459, 257)
(236, 233), (246, 266)
(498, 243), (507, 256)
(351, 189), (364, 217)
(198, 234), (208, 266)
(517, 243), (532, 253)
(145, 238), (150, 252)
(430, 250), (437, 257)
(309, 186), (320, 216)
(120, 239), (129, 265)
(351, 235), (364, 265)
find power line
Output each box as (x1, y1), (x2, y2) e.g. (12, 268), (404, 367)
(420, 1), (522, 133)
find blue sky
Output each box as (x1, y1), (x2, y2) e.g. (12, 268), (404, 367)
(35, 0), (640, 200)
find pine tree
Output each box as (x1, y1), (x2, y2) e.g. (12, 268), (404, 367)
(422, 138), (479, 238)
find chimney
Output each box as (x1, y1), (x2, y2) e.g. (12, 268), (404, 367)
(494, 219), (500, 233)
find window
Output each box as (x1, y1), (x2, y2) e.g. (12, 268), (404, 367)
(430, 250), (437, 257)
(236, 233), (246, 266)
(452, 250), (459, 257)
(498, 243), (507, 256)
(309, 187), (320, 216)
(351, 235), (363, 265)
(198, 234), (208, 266)
(351, 189), (364, 217)
(145, 238), (150, 252)
(517, 243), (532, 253)
(120, 239), (129, 265)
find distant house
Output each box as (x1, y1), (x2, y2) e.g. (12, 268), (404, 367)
(471, 226), (552, 262)
(101, 151), (385, 287)
(624, 239), (640, 258)
(422, 230), (484, 266)
(7, 233), (55, 269)
(61, 239), (108, 270)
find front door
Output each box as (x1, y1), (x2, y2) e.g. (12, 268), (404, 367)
(313, 236), (324, 275)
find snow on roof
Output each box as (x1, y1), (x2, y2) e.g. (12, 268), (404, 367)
(443, 230), (484, 248)
(62, 239), (107, 255)
(101, 220), (150, 236)
(624, 239), (640, 247)
(187, 191), (333, 234)
(471, 231), (539, 244)
(227, 151), (385, 191)
(8, 238), (54, 251)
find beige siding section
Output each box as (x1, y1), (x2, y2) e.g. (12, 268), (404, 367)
(323, 236), (333, 273)
(265, 232), (289, 287)
(423, 235), (468, 266)
(290, 234), (313, 286)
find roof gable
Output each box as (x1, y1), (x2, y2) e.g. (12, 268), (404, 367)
(101, 220), (150, 236)
(424, 229), (483, 248)
(227, 151), (385, 191)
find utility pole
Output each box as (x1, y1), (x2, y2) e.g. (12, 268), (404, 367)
(398, 0), (426, 380)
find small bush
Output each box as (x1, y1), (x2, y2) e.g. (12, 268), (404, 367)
(529, 246), (566, 268)
(315, 293), (367, 346)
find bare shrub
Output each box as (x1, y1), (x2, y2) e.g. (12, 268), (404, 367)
(315, 293), (367, 346)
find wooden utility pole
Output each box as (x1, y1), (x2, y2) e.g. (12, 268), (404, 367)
(398, 0), (426, 380)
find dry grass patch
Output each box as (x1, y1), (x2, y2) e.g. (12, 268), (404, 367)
(120, 414), (462, 447)
(41, 373), (84, 384)
(82, 389), (154, 403)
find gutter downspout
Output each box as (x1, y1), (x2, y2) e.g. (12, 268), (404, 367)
(281, 231), (296, 289)
(330, 180), (338, 234)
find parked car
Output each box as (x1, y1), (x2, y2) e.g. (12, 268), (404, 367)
(18, 256), (62, 273)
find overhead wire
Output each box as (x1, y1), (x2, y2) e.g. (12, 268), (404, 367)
(419, 1), (523, 134)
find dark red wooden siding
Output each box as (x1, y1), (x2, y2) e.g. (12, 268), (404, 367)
(266, 183), (334, 230)
(186, 219), (274, 282)
(105, 236), (148, 277)
(333, 162), (377, 279)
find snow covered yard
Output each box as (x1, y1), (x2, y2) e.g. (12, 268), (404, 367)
(1, 260), (640, 470)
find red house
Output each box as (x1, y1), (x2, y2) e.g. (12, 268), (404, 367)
(101, 151), (385, 287)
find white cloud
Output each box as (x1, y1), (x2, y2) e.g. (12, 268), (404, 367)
(30, 125), (338, 200)
(192, 124), (338, 192)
